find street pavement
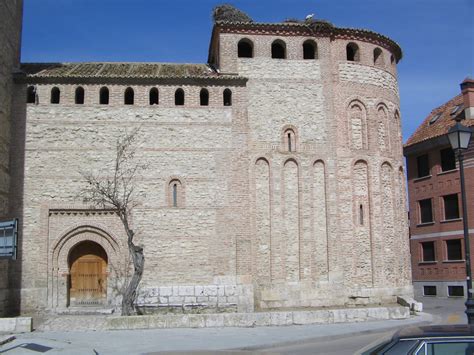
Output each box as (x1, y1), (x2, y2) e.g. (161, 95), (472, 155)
(0, 297), (465, 354)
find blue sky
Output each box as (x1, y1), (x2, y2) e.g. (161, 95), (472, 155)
(21, 0), (473, 142)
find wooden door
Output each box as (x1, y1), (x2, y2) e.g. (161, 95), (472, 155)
(69, 242), (107, 306)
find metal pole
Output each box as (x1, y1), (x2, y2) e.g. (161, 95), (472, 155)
(458, 150), (474, 324)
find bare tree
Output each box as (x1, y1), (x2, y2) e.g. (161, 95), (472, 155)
(80, 128), (147, 315)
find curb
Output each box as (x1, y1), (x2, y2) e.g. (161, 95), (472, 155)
(237, 313), (433, 351)
(0, 335), (16, 346)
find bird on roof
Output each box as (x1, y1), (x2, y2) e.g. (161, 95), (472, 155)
(305, 13), (315, 21)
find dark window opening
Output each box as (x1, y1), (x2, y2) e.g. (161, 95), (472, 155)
(149, 88), (159, 105)
(173, 183), (178, 207)
(446, 239), (462, 261)
(416, 154), (430, 178)
(390, 55), (395, 64)
(359, 204), (364, 225)
(419, 199), (433, 224)
(238, 39), (253, 58)
(303, 40), (317, 59)
(423, 286), (437, 296)
(75, 87), (85, 105)
(27, 86), (36, 104)
(373, 48), (383, 66)
(421, 241), (435, 262)
(200, 89), (209, 106)
(440, 148), (456, 171)
(448, 285), (464, 297)
(175, 89), (185, 106)
(100, 87), (109, 105)
(124, 87), (134, 105)
(346, 43), (359, 62)
(272, 40), (286, 59)
(444, 194), (460, 220)
(223, 89), (232, 106)
(50, 87), (60, 104)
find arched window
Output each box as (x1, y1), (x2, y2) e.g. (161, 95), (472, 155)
(169, 179), (183, 207)
(346, 42), (360, 62)
(238, 39), (253, 58)
(26, 86), (36, 104)
(200, 88), (209, 106)
(149, 88), (159, 105)
(175, 88), (184, 106)
(100, 87), (109, 105)
(373, 47), (383, 66)
(303, 40), (317, 59)
(223, 88), (232, 106)
(124, 87), (134, 105)
(272, 40), (286, 59)
(283, 128), (297, 152)
(390, 54), (395, 65)
(75, 86), (85, 104)
(359, 204), (364, 225)
(50, 87), (60, 104)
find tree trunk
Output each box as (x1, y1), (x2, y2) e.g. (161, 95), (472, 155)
(121, 242), (144, 316)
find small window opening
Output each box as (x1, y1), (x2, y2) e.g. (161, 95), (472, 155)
(446, 239), (462, 261)
(26, 86), (36, 104)
(50, 87), (60, 104)
(124, 87), (134, 105)
(423, 286), (437, 296)
(346, 43), (360, 62)
(359, 204), (364, 225)
(443, 194), (460, 220)
(416, 154), (430, 178)
(75, 87), (85, 105)
(100, 87), (109, 105)
(448, 285), (464, 297)
(149, 88), (159, 105)
(272, 40), (286, 59)
(421, 241), (435, 262)
(200, 88), (209, 106)
(303, 40), (317, 59)
(238, 39), (253, 58)
(440, 148), (456, 171)
(175, 88), (185, 106)
(284, 129), (296, 152)
(419, 199), (433, 224)
(390, 55), (395, 64)
(223, 89), (232, 106)
(373, 48), (383, 66)
(429, 113), (441, 125)
(172, 183), (178, 207)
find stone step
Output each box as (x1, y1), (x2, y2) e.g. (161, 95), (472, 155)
(56, 307), (115, 315)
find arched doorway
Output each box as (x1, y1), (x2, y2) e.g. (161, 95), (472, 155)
(68, 241), (108, 306)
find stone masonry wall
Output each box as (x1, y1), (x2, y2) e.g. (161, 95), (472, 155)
(0, 0), (23, 316)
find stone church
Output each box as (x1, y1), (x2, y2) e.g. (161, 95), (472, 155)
(1, 2), (413, 315)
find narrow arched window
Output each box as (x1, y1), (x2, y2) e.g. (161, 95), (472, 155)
(50, 87), (60, 104)
(124, 87), (134, 105)
(390, 54), (395, 65)
(272, 40), (286, 59)
(175, 88), (184, 106)
(149, 88), (159, 105)
(359, 204), (364, 225)
(303, 40), (317, 59)
(238, 39), (253, 58)
(100, 87), (109, 105)
(169, 179), (183, 207)
(346, 42), (360, 62)
(75, 86), (85, 104)
(373, 47), (383, 66)
(200, 88), (209, 106)
(283, 128), (296, 152)
(26, 86), (36, 104)
(223, 89), (232, 106)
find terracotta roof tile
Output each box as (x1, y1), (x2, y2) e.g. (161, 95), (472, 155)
(405, 94), (473, 147)
(20, 62), (232, 79)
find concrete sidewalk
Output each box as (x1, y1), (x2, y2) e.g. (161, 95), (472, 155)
(0, 313), (432, 354)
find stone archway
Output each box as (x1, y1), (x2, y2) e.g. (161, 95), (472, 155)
(68, 241), (108, 306)
(49, 225), (122, 311)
